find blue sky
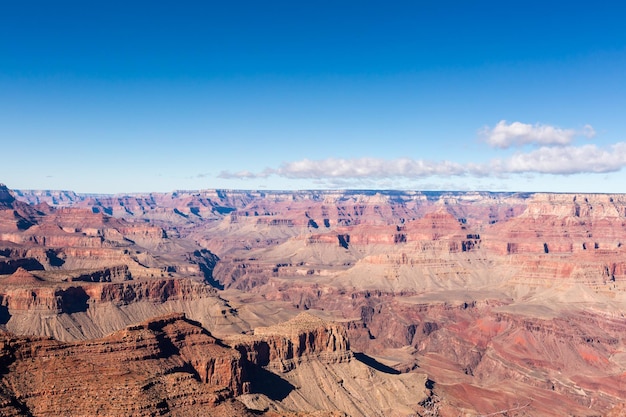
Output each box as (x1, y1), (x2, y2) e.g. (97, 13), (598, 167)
(2, 1), (626, 193)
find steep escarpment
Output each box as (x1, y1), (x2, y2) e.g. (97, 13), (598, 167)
(230, 313), (437, 417)
(11, 185), (626, 415)
(14, 188), (525, 225)
(0, 276), (217, 313)
(209, 192), (626, 298)
(0, 309), (426, 417)
(211, 208), (495, 295)
(485, 193), (626, 255)
(278, 289), (624, 416)
(229, 312), (352, 372)
(1, 185), (222, 283)
(0, 276), (253, 341)
(481, 193), (626, 296)
(0, 313), (256, 417)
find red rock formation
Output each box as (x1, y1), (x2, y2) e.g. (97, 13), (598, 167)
(9, 186), (626, 415)
(0, 310), (361, 416)
(3, 267), (42, 285)
(0, 278), (217, 314)
(1, 186), (223, 285)
(0, 313), (256, 416)
(229, 313), (351, 373)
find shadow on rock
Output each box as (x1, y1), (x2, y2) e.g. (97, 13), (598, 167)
(248, 366), (295, 401)
(59, 286), (90, 314)
(354, 352), (400, 375)
(0, 304), (11, 325)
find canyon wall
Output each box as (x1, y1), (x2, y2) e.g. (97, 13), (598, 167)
(7, 184), (626, 415)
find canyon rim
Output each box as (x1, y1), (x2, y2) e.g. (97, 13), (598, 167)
(1, 183), (626, 416)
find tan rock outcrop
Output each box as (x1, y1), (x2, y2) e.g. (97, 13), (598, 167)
(229, 312), (352, 373)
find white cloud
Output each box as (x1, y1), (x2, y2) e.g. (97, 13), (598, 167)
(499, 143), (626, 175)
(221, 158), (481, 180)
(218, 169), (260, 179)
(275, 157), (471, 179)
(218, 121), (622, 185)
(220, 142), (626, 182)
(582, 124), (596, 138)
(481, 120), (578, 149)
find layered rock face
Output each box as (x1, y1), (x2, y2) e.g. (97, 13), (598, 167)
(9, 186), (626, 415)
(229, 312), (352, 372)
(1, 184), (220, 283)
(0, 310), (399, 417)
(0, 273), (216, 314)
(0, 185), (234, 340)
(231, 312), (436, 417)
(0, 272), (252, 342)
(0, 313), (252, 417)
(201, 191), (626, 416)
(483, 193), (626, 294)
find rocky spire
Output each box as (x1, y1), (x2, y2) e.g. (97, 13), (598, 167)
(0, 183), (16, 207)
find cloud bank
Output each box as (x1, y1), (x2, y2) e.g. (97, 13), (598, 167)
(481, 120), (595, 149)
(504, 143), (626, 174)
(268, 158), (473, 179)
(218, 121), (621, 183)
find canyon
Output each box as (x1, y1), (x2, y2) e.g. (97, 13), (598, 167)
(3, 183), (626, 415)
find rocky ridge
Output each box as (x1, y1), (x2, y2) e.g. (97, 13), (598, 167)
(8, 185), (626, 415)
(229, 312), (352, 373)
(0, 313), (250, 417)
(0, 310), (426, 417)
